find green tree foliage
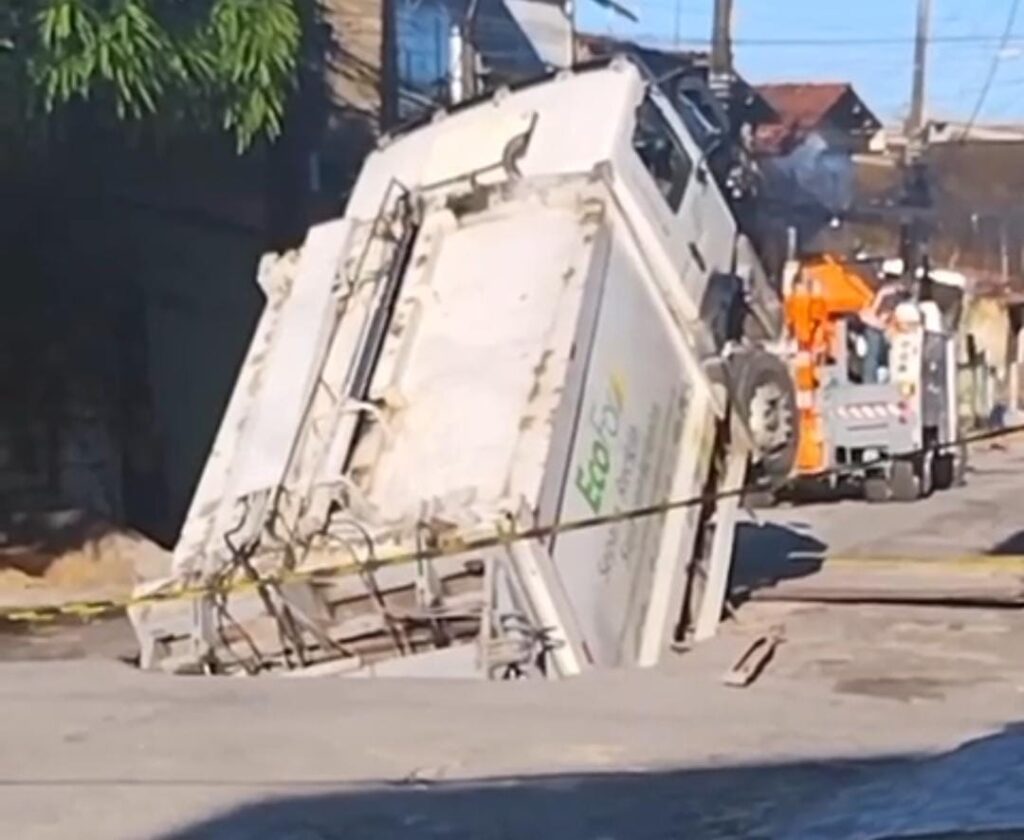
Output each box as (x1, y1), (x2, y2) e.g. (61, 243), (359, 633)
(1, 0), (302, 149)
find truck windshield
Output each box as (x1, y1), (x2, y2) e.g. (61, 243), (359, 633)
(632, 96), (693, 212)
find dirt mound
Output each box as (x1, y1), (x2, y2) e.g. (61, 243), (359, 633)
(0, 510), (170, 609)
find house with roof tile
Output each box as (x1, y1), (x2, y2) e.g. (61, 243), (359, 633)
(752, 82), (882, 227)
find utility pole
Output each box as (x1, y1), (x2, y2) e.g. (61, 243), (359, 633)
(568, 0), (577, 65)
(380, 0), (400, 131)
(447, 0), (480, 105)
(709, 0), (735, 125)
(906, 0), (932, 153)
(460, 13), (479, 101)
(449, 24), (465, 104)
(900, 0), (933, 280)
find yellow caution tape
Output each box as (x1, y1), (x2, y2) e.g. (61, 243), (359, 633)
(1, 422), (1021, 625)
(824, 554), (1024, 573)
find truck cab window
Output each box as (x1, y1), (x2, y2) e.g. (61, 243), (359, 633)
(632, 96), (693, 212)
(675, 91), (719, 152)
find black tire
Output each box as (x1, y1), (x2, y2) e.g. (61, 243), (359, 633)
(955, 441), (969, 487)
(889, 460), (921, 502)
(864, 476), (891, 503)
(789, 476), (837, 503)
(933, 453), (955, 491)
(918, 451), (935, 498)
(730, 350), (799, 483)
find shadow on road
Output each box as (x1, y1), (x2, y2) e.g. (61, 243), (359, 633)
(149, 727), (1024, 840)
(989, 531), (1024, 556)
(151, 758), (897, 840)
(731, 521), (828, 593)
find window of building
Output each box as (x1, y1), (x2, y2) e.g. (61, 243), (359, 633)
(632, 96), (693, 212)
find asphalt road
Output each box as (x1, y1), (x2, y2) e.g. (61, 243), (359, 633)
(3, 440), (1024, 839)
(743, 438), (1024, 563)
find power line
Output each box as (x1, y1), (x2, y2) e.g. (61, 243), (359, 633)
(962, 0), (1023, 139)
(623, 33), (1024, 48)
(5, 422), (1024, 626)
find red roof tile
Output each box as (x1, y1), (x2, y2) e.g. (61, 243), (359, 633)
(753, 122), (802, 156)
(755, 83), (853, 129)
(752, 83), (881, 156)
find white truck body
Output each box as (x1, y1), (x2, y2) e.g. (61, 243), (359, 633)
(130, 58), (764, 677)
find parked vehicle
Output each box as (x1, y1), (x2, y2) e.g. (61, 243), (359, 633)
(778, 254), (964, 501)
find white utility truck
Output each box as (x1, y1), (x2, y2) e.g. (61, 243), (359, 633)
(130, 57), (794, 677)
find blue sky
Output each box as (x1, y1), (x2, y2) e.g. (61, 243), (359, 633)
(575, 0), (1024, 124)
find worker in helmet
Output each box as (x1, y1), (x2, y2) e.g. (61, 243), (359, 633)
(857, 276), (913, 384)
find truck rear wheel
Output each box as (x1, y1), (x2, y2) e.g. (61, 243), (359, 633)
(890, 460), (922, 502)
(918, 450), (935, 498)
(933, 452), (955, 491)
(864, 475), (891, 503)
(730, 350), (798, 483)
(865, 460), (924, 503)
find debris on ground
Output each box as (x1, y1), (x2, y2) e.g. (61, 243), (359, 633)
(0, 509), (170, 610)
(723, 625), (785, 687)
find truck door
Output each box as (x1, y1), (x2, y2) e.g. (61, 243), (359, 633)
(627, 90), (739, 310)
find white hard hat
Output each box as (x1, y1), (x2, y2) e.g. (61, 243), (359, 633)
(881, 257), (905, 278)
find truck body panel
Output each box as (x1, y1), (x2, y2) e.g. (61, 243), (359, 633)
(129, 59), (760, 678)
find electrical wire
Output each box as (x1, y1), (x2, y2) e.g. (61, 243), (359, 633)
(274, 420), (1024, 578)
(670, 34), (1024, 47)
(6, 422), (1024, 632)
(961, 0), (1023, 140)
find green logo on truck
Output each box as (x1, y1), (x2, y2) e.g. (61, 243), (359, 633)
(574, 373), (626, 515)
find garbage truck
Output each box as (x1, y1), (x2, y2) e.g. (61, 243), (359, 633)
(129, 56), (796, 678)
(779, 254), (965, 502)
